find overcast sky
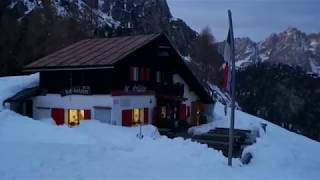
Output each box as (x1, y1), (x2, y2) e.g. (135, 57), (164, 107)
(167, 0), (320, 41)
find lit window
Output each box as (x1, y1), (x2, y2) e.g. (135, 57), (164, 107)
(68, 109), (83, 126)
(132, 108), (146, 124)
(133, 108), (140, 123)
(68, 109), (90, 126)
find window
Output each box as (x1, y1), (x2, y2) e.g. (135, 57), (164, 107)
(132, 108), (147, 124)
(68, 109), (91, 126)
(130, 67), (139, 81)
(130, 67), (151, 82)
(133, 108), (140, 123)
(68, 109), (83, 126)
(122, 108), (149, 126)
(156, 71), (167, 83)
(156, 71), (161, 83)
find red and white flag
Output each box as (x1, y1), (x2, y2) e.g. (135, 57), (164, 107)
(223, 30), (232, 93)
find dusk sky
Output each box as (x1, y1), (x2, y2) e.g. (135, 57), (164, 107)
(167, 0), (320, 41)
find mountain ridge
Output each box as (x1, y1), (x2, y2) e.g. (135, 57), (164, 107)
(222, 27), (320, 76)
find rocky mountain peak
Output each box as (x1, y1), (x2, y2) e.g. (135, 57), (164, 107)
(226, 27), (320, 76)
(285, 26), (301, 35)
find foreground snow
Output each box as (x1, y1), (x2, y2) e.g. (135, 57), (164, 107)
(0, 111), (231, 179)
(0, 108), (320, 179)
(0, 74), (320, 179)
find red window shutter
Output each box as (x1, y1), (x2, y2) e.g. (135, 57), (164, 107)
(144, 108), (149, 124)
(122, 109), (132, 126)
(130, 67), (134, 81)
(51, 108), (65, 125)
(84, 110), (91, 120)
(179, 104), (187, 121)
(140, 67), (145, 81)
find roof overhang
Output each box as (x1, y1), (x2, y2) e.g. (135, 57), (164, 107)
(23, 66), (115, 72)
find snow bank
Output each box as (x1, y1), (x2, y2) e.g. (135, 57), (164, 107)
(0, 110), (231, 179)
(0, 110), (92, 144)
(189, 102), (261, 135)
(0, 73), (39, 110)
(189, 102), (320, 179)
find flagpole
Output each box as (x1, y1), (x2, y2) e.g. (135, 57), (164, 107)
(227, 9), (236, 166)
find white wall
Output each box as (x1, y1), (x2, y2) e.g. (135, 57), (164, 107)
(33, 94), (156, 126)
(33, 94), (113, 122)
(112, 95), (156, 125)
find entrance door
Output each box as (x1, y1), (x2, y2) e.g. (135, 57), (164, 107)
(191, 101), (204, 126)
(94, 108), (111, 124)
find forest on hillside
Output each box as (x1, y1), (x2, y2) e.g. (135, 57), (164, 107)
(236, 63), (320, 141)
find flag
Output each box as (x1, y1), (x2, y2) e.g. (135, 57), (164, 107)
(223, 30), (232, 93)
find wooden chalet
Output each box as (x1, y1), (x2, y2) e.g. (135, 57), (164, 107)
(10, 33), (214, 128)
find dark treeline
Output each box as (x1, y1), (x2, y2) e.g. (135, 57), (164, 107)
(236, 62), (320, 141)
(0, 1), (108, 76)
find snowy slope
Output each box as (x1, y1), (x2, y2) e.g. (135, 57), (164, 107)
(0, 75), (320, 179)
(192, 102), (320, 178)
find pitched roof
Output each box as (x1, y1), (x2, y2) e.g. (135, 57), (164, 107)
(24, 34), (161, 71)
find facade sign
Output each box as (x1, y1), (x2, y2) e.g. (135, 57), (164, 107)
(132, 85), (147, 92)
(61, 86), (91, 96)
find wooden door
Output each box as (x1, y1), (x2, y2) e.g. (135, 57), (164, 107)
(191, 101), (204, 126)
(179, 104), (187, 121)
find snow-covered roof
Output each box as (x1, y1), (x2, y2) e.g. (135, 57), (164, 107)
(0, 73), (39, 110)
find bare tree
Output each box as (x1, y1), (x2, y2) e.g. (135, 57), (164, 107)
(191, 27), (223, 85)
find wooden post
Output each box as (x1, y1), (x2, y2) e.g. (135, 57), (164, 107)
(227, 9), (236, 166)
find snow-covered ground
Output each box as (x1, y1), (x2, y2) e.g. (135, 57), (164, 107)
(0, 74), (320, 179)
